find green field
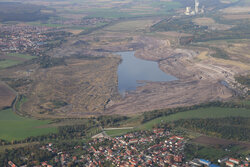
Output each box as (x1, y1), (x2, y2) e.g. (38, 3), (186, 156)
(105, 129), (134, 137)
(0, 60), (20, 69)
(185, 143), (243, 161)
(0, 109), (57, 141)
(6, 53), (36, 60)
(139, 107), (250, 130)
(27, 21), (65, 28)
(0, 53), (36, 69)
(60, 1), (182, 18)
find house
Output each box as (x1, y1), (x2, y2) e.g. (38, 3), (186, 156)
(226, 161), (235, 167)
(170, 136), (184, 140)
(8, 161), (17, 167)
(174, 155), (183, 162)
(229, 158), (240, 165)
(129, 139), (138, 144)
(41, 162), (48, 166)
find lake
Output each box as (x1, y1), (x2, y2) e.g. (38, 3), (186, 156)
(117, 51), (177, 94)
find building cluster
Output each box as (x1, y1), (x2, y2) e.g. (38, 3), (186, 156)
(35, 129), (187, 167)
(8, 128), (250, 167)
(0, 25), (53, 53)
(185, 0), (204, 16)
(86, 131), (186, 167)
(218, 157), (250, 167)
(190, 156), (250, 167)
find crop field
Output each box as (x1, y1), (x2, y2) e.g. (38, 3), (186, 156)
(192, 136), (250, 149)
(19, 0), (182, 19)
(105, 129), (134, 137)
(221, 6), (250, 14)
(223, 14), (250, 20)
(138, 107), (250, 129)
(0, 53), (36, 69)
(0, 108), (56, 141)
(0, 60), (21, 69)
(6, 53), (36, 60)
(27, 21), (65, 28)
(104, 19), (157, 32)
(184, 142), (243, 162)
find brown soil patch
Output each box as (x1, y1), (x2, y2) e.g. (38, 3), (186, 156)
(192, 135), (250, 149)
(0, 82), (16, 109)
(22, 57), (120, 118)
(223, 14), (250, 20)
(221, 7), (250, 14)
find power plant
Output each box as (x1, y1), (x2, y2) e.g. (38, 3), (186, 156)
(184, 0), (204, 15)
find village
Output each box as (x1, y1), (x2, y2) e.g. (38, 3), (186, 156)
(7, 128), (250, 167)
(0, 24), (65, 55)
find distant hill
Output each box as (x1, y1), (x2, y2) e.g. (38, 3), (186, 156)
(0, 2), (52, 22)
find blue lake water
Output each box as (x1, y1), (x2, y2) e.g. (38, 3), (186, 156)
(117, 51), (177, 94)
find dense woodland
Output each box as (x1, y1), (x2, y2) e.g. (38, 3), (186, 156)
(0, 145), (56, 167)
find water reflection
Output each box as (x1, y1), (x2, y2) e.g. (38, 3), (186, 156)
(117, 51), (177, 94)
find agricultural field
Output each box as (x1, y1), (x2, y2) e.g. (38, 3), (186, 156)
(105, 128), (134, 137)
(103, 19), (158, 33)
(193, 17), (233, 30)
(0, 108), (56, 141)
(185, 142), (244, 162)
(138, 107), (250, 129)
(0, 53), (36, 69)
(192, 136), (250, 149)
(0, 2), (51, 22)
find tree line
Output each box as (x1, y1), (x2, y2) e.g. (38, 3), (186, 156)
(141, 101), (249, 123)
(172, 117), (250, 141)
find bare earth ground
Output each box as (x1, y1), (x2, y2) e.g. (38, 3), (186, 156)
(192, 135), (250, 150)
(14, 31), (249, 117)
(22, 57), (120, 118)
(1, 17), (249, 117)
(105, 37), (235, 115)
(0, 82), (16, 109)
